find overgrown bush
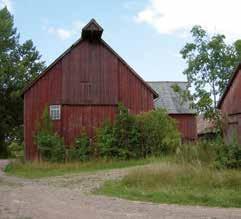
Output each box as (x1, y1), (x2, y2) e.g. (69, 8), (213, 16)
(137, 109), (181, 156)
(96, 104), (140, 159)
(95, 104), (181, 160)
(7, 141), (24, 160)
(35, 107), (65, 162)
(216, 134), (241, 169)
(96, 120), (116, 158)
(176, 135), (241, 169)
(66, 129), (91, 161)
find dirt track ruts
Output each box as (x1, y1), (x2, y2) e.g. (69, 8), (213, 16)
(0, 160), (241, 219)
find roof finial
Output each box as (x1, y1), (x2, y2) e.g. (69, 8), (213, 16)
(81, 18), (103, 41)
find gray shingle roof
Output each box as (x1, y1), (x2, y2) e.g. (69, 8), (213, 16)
(148, 81), (195, 114)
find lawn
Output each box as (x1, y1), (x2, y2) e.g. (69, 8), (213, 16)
(96, 161), (241, 208)
(4, 158), (154, 179)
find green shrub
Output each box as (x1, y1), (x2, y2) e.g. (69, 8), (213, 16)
(35, 107), (65, 162)
(95, 120), (116, 158)
(112, 103), (141, 159)
(175, 135), (241, 169)
(95, 105), (181, 160)
(95, 104), (141, 160)
(216, 134), (241, 169)
(67, 129), (91, 161)
(137, 109), (181, 157)
(7, 141), (24, 160)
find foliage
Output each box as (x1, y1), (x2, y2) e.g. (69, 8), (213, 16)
(216, 134), (241, 169)
(35, 107), (65, 162)
(95, 120), (116, 158)
(112, 103), (141, 159)
(95, 104), (181, 160)
(67, 129), (91, 161)
(0, 7), (45, 157)
(137, 109), (181, 156)
(97, 162), (241, 208)
(176, 136), (241, 169)
(95, 104), (141, 159)
(180, 25), (241, 118)
(7, 141), (24, 160)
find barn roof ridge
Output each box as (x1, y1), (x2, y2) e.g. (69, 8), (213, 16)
(22, 19), (158, 98)
(217, 62), (241, 108)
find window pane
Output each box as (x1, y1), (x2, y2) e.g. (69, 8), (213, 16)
(49, 105), (61, 120)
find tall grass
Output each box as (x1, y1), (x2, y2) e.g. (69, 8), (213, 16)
(97, 162), (241, 207)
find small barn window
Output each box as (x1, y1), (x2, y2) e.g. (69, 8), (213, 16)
(49, 105), (61, 120)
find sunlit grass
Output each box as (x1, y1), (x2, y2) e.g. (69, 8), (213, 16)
(4, 158), (158, 179)
(97, 162), (241, 208)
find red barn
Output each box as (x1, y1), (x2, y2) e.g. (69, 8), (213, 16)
(23, 19), (158, 160)
(218, 63), (241, 143)
(148, 81), (197, 141)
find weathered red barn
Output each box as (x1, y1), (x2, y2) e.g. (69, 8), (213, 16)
(148, 81), (197, 141)
(23, 19), (158, 160)
(218, 63), (241, 143)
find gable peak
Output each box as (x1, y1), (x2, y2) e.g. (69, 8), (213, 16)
(81, 18), (103, 41)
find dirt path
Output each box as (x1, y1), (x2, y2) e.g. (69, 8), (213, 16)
(0, 161), (241, 219)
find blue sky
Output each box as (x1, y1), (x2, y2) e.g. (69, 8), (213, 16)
(1, 0), (240, 82)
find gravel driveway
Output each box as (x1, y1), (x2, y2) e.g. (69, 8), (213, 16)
(0, 160), (241, 219)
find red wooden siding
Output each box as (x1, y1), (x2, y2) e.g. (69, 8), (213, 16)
(24, 62), (63, 160)
(220, 68), (241, 143)
(119, 61), (154, 113)
(62, 41), (118, 105)
(221, 69), (241, 114)
(169, 114), (197, 140)
(62, 105), (117, 145)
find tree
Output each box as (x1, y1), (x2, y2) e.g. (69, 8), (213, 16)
(180, 26), (241, 118)
(0, 7), (45, 157)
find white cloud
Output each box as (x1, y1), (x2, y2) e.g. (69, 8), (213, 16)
(0, 0), (13, 12)
(135, 0), (241, 40)
(47, 20), (84, 41)
(48, 27), (71, 40)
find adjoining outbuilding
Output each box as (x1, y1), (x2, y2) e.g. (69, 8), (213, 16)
(22, 19), (158, 160)
(148, 81), (197, 141)
(218, 63), (241, 143)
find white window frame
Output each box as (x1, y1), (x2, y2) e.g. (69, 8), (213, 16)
(49, 105), (61, 120)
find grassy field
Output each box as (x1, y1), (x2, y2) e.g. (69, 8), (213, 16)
(96, 162), (241, 208)
(4, 158), (154, 179)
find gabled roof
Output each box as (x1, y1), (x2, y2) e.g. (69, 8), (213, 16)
(148, 81), (195, 114)
(217, 62), (241, 109)
(22, 19), (158, 99)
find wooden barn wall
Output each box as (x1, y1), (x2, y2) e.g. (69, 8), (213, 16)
(62, 105), (117, 145)
(221, 69), (241, 115)
(220, 70), (241, 143)
(24, 62), (63, 160)
(169, 114), (197, 140)
(118, 60), (154, 113)
(62, 41), (118, 105)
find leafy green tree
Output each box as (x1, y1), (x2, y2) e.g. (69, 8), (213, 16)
(0, 7), (45, 157)
(180, 26), (241, 118)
